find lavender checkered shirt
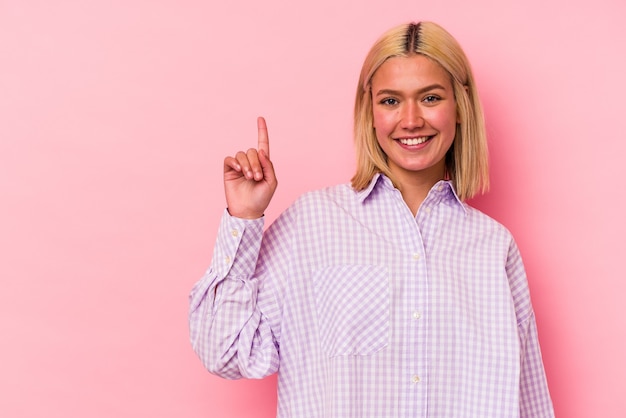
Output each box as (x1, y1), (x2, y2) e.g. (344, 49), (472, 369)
(189, 174), (554, 417)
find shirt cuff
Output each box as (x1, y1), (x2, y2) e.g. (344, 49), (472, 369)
(211, 208), (265, 280)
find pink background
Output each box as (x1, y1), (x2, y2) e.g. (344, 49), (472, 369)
(1, 0), (624, 417)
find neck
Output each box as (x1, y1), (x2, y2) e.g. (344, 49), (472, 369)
(392, 166), (445, 216)
(399, 179), (438, 216)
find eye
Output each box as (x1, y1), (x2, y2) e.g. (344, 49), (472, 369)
(422, 95), (441, 104)
(379, 97), (399, 106)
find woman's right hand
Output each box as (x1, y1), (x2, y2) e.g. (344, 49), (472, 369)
(223, 117), (278, 219)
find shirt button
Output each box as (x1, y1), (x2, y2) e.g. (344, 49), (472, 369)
(412, 253), (421, 260)
(412, 311), (422, 320)
(225, 256), (231, 264)
(425, 207), (432, 214)
(412, 375), (421, 384)
(231, 229), (239, 237)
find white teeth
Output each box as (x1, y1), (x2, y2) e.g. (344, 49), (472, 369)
(399, 137), (429, 146)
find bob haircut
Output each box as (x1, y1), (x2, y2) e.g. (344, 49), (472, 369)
(351, 21), (489, 200)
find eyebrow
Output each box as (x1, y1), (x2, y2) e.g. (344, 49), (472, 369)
(374, 83), (448, 97)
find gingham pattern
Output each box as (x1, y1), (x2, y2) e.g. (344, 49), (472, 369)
(189, 174), (554, 417)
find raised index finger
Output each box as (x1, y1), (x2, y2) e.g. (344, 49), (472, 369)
(257, 116), (270, 159)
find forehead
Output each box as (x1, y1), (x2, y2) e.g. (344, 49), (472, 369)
(371, 54), (453, 90)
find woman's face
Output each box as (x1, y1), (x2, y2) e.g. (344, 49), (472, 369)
(371, 54), (458, 188)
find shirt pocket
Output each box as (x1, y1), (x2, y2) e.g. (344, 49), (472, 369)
(313, 264), (389, 357)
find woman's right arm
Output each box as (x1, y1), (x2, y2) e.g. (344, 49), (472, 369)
(189, 210), (280, 379)
(188, 117), (280, 379)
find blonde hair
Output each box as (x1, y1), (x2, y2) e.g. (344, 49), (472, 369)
(351, 22), (489, 200)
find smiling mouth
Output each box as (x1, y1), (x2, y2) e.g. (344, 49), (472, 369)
(397, 136), (432, 146)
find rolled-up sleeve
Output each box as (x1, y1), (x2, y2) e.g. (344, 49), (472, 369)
(189, 209), (279, 379)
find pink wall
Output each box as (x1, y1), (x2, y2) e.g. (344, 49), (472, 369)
(1, 0), (624, 416)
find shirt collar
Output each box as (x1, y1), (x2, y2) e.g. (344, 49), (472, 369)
(355, 173), (387, 203)
(356, 173), (468, 215)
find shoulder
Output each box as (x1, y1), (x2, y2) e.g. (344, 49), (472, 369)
(292, 183), (360, 210)
(267, 183), (357, 229)
(461, 203), (516, 245)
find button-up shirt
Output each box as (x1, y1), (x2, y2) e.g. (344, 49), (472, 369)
(189, 174), (554, 417)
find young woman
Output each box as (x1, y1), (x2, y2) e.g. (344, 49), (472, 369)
(189, 21), (554, 417)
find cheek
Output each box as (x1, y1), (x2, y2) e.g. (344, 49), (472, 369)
(372, 109), (394, 132)
(430, 106), (458, 132)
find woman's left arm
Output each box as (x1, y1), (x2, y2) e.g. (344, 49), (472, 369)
(506, 240), (555, 418)
(518, 311), (555, 417)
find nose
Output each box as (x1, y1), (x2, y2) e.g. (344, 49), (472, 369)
(400, 102), (424, 129)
